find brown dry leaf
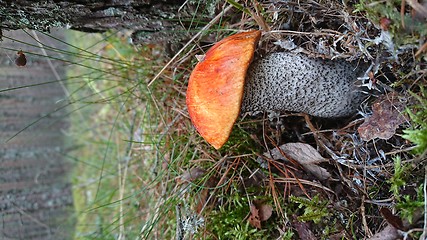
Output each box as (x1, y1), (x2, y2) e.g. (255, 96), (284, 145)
(253, 200), (273, 222)
(379, 17), (392, 31)
(329, 231), (349, 240)
(177, 167), (206, 184)
(358, 93), (407, 141)
(292, 220), (316, 240)
(258, 204), (272, 222)
(15, 50), (27, 67)
(195, 188), (209, 214)
(194, 175), (218, 214)
(259, 143), (331, 180)
(380, 207), (404, 230)
(367, 224), (401, 240)
(248, 204), (261, 229)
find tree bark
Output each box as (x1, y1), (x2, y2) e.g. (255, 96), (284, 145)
(1, 0), (185, 31)
(0, 0), (211, 46)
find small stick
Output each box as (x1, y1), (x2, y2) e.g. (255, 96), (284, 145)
(401, 0), (406, 29)
(361, 195), (373, 237)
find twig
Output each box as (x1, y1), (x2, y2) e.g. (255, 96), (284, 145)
(269, 29), (342, 37)
(406, 0), (427, 17)
(117, 119), (135, 240)
(401, 0), (406, 29)
(303, 114), (339, 159)
(361, 195), (373, 237)
(272, 177), (335, 195)
(415, 41), (427, 58)
(405, 228), (424, 240)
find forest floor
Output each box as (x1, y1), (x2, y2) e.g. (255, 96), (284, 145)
(56, 0), (427, 239)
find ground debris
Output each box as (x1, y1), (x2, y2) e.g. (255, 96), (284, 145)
(292, 218), (316, 240)
(176, 167), (206, 184)
(248, 204), (261, 229)
(367, 224), (401, 240)
(358, 93), (408, 141)
(258, 143), (331, 180)
(380, 207), (404, 231)
(248, 200), (273, 229)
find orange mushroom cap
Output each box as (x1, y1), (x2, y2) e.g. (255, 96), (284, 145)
(186, 30), (261, 149)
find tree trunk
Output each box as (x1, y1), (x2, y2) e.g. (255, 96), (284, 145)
(0, 30), (74, 240)
(0, 0), (212, 46)
(1, 0), (184, 31)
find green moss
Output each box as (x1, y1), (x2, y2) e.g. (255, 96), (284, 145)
(396, 187), (424, 224)
(203, 187), (271, 240)
(403, 86), (427, 154)
(219, 124), (261, 154)
(388, 156), (423, 227)
(289, 195), (331, 224)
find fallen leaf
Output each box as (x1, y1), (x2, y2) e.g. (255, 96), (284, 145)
(194, 176), (218, 214)
(177, 167), (206, 184)
(253, 199), (273, 222)
(292, 220), (316, 240)
(329, 231), (348, 240)
(195, 54), (205, 62)
(195, 188), (209, 214)
(380, 207), (404, 230)
(368, 224), (401, 240)
(358, 93), (407, 141)
(248, 204), (261, 229)
(15, 50), (27, 67)
(258, 143), (331, 180)
(379, 17), (392, 31)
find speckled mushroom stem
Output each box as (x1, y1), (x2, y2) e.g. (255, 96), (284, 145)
(241, 52), (368, 118)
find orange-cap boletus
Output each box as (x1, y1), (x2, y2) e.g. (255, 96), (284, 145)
(186, 30), (367, 149)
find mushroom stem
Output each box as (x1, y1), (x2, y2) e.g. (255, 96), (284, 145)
(241, 52), (367, 118)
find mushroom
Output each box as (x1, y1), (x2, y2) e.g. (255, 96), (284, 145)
(186, 30), (367, 149)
